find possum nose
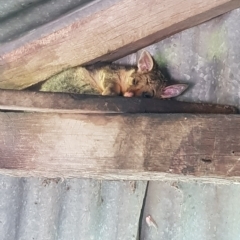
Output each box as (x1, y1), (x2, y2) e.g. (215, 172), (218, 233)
(142, 91), (153, 98)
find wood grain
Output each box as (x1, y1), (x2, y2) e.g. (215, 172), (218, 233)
(1, 0), (240, 90)
(1, 112), (240, 180)
(0, 89), (238, 114)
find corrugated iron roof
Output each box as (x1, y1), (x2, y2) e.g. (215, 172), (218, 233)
(0, 175), (146, 240)
(0, 0), (92, 43)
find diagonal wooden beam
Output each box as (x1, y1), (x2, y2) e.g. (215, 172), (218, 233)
(1, 0), (240, 90)
(0, 112), (240, 180)
(0, 89), (238, 114)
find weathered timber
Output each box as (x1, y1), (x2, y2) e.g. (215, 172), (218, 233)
(1, 0), (240, 89)
(0, 113), (240, 180)
(0, 90), (238, 114)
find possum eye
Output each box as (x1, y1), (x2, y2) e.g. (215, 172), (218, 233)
(132, 78), (138, 85)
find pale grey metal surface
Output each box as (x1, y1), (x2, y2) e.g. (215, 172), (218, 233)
(141, 181), (240, 240)
(140, 8), (240, 240)
(0, 175), (146, 240)
(0, 0), (92, 43)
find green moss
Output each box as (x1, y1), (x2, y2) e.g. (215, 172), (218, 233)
(206, 26), (227, 60)
(154, 46), (180, 67)
(154, 53), (168, 67)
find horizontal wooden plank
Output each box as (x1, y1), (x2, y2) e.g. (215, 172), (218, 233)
(1, 0), (240, 89)
(0, 90), (238, 114)
(1, 112), (240, 180)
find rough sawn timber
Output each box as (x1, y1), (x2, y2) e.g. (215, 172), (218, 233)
(1, 0), (240, 89)
(1, 112), (240, 180)
(0, 89), (238, 114)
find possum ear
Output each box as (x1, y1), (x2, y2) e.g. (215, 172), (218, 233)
(137, 51), (154, 72)
(161, 84), (188, 98)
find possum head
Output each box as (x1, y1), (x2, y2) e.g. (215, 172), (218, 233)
(125, 51), (188, 98)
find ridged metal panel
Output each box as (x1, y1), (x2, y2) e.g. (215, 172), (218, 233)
(0, 0), (93, 43)
(0, 175), (146, 240)
(141, 181), (240, 240)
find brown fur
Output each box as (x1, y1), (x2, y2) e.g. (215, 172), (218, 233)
(38, 51), (187, 98)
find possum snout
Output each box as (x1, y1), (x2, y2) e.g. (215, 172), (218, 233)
(142, 91), (154, 98)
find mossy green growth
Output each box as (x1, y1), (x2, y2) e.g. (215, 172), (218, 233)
(154, 45), (180, 67)
(154, 53), (168, 68)
(206, 26), (227, 60)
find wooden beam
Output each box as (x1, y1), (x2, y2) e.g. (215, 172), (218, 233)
(1, 0), (240, 90)
(1, 112), (240, 180)
(0, 90), (238, 114)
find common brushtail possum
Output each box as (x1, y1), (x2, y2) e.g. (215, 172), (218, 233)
(38, 50), (188, 98)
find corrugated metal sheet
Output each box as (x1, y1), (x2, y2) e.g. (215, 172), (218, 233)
(0, 176), (146, 240)
(142, 181), (240, 240)
(0, 0), (93, 43)
(0, 1), (240, 239)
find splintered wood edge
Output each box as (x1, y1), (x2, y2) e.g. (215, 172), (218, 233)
(0, 112), (240, 181)
(1, 0), (240, 89)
